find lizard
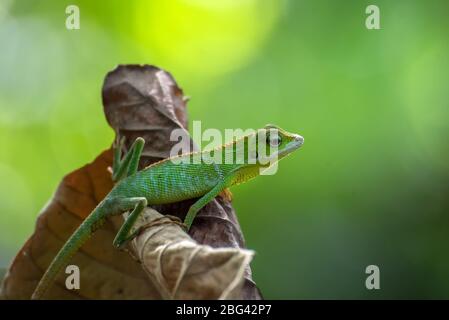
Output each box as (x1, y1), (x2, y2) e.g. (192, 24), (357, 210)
(31, 124), (304, 299)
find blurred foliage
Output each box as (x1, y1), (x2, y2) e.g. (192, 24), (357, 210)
(1, 0), (449, 298)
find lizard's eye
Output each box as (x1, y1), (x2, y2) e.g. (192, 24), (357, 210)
(267, 134), (282, 147)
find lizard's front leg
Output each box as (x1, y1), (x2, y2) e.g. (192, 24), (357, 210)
(183, 173), (236, 230)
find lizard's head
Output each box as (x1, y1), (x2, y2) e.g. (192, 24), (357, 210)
(255, 124), (304, 168)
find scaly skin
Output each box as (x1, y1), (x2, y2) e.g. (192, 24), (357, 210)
(31, 124), (304, 299)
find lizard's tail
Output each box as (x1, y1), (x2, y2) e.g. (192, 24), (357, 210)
(31, 204), (105, 300)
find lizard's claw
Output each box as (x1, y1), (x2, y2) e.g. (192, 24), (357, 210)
(112, 136), (126, 156)
(112, 136), (127, 179)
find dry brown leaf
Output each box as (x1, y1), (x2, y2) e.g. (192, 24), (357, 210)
(127, 208), (254, 299)
(0, 149), (161, 299)
(0, 269), (5, 283)
(0, 65), (262, 300)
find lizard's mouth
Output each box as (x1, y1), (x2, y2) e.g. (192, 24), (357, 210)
(258, 134), (304, 165)
(294, 134), (304, 145)
(278, 134), (304, 157)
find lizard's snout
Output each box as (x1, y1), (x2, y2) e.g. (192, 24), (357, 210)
(294, 134), (304, 146)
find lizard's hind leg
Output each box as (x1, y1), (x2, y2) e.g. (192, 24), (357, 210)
(112, 136), (125, 175)
(112, 197), (148, 249)
(31, 196), (147, 299)
(112, 137), (145, 182)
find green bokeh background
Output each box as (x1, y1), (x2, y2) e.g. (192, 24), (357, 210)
(1, 0), (448, 299)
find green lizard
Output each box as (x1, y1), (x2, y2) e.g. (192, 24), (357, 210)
(31, 124), (304, 299)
